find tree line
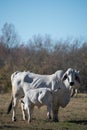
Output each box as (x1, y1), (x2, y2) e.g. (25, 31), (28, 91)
(0, 23), (87, 93)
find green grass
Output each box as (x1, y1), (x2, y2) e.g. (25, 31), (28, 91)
(0, 93), (87, 130)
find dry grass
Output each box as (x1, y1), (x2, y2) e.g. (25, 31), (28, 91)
(0, 93), (87, 130)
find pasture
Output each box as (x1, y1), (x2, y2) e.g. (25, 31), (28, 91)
(0, 93), (87, 130)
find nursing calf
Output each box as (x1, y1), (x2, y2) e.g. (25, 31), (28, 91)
(21, 88), (52, 123)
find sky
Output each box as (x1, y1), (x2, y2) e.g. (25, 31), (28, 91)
(0, 0), (87, 42)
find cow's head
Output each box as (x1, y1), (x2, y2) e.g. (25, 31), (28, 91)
(62, 68), (80, 86)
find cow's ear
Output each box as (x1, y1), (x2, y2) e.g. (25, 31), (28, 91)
(75, 73), (81, 83)
(62, 73), (67, 81)
(21, 100), (24, 104)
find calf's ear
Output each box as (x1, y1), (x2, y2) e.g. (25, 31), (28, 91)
(62, 73), (67, 81)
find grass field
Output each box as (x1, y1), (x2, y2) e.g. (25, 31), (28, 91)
(0, 93), (87, 130)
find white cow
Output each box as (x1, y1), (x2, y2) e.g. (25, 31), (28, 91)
(21, 88), (53, 123)
(7, 68), (80, 122)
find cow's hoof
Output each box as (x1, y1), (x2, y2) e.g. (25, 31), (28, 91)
(25, 115), (28, 120)
(49, 115), (52, 119)
(23, 116), (28, 121)
(12, 117), (16, 122)
(47, 114), (52, 120)
(53, 118), (59, 122)
(28, 120), (31, 124)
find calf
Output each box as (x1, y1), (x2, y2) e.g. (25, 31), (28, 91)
(21, 88), (53, 123)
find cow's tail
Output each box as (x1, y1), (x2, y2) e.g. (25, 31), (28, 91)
(7, 95), (13, 114)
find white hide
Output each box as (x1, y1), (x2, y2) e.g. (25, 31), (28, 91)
(22, 88), (52, 123)
(7, 68), (80, 122)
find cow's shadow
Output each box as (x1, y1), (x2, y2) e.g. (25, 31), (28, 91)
(68, 120), (87, 125)
(0, 125), (19, 129)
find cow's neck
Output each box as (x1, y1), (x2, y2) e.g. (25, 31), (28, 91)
(62, 79), (72, 97)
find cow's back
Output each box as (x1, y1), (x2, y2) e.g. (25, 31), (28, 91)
(11, 71), (30, 97)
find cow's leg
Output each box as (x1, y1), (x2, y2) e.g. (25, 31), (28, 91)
(75, 89), (78, 97)
(47, 105), (52, 119)
(30, 105), (34, 120)
(21, 102), (27, 120)
(12, 97), (18, 121)
(52, 103), (59, 122)
(52, 109), (59, 122)
(27, 106), (31, 123)
(52, 105), (59, 122)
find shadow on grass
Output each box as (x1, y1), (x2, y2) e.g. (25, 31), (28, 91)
(1, 125), (19, 129)
(69, 120), (87, 125)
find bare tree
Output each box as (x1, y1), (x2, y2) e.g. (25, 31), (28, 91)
(1, 23), (20, 48)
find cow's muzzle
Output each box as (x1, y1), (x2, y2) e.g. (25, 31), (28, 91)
(70, 82), (74, 86)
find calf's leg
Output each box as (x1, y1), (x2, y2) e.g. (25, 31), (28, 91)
(21, 102), (28, 120)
